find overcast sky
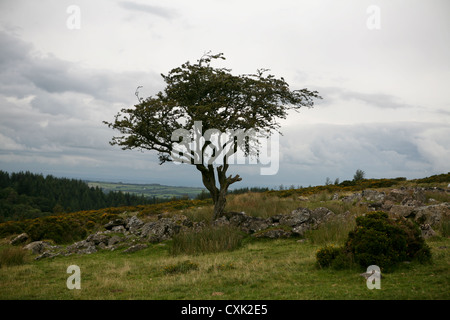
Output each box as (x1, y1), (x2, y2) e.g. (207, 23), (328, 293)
(0, 0), (449, 189)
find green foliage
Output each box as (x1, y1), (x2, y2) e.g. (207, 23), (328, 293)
(316, 212), (432, 271)
(414, 172), (450, 184)
(316, 245), (342, 268)
(353, 169), (366, 182)
(0, 170), (159, 222)
(347, 212), (431, 268)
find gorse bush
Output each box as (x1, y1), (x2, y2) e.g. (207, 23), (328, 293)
(346, 211), (431, 268)
(316, 245), (342, 268)
(316, 211), (432, 271)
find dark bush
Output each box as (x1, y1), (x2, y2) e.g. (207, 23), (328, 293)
(316, 211), (432, 271)
(316, 245), (342, 268)
(345, 211), (431, 270)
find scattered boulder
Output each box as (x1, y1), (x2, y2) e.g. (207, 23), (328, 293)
(413, 203), (449, 226)
(104, 218), (126, 230)
(23, 241), (56, 255)
(362, 190), (386, 202)
(240, 217), (269, 234)
(420, 224), (437, 239)
(141, 218), (181, 243)
(220, 212), (269, 234)
(35, 251), (60, 260)
(10, 233), (29, 245)
(126, 215), (144, 234)
(86, 233), (109, 246)
(389, 205), (415, 219)
(342, 193), (362, 203)
(108, 235), (123, 247)
(281, 208), (310, 226)
(123, 244), (148, 253)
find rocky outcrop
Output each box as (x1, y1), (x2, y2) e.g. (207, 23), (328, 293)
(20, 186), (448, 259)
(338, 187), (449, 238)
(216, 207), (336, 238)
(23, 241), (60, 255)
(25, 207), (338, 259)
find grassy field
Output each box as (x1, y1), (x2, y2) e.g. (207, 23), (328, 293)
(0, 182), (449, 301)
(87, 181), (206, 200)
(0, 236), (448, 300)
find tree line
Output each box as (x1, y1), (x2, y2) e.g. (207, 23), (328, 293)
(0, 170), (161, 222)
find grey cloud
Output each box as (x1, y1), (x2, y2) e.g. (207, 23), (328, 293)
(0, 31), (163, 105)
(340, 91), (412, 110)
(118, 1), (176, 19)
(0, 31), (166, 181)
(315, 86), (414, 110)
(0, 31), (31, 66)
(280, 122), (448, 184)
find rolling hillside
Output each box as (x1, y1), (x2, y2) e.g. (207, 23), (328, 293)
(86, 181), (206, 200)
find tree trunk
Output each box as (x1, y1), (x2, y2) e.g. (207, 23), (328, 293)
(196, 164), (241, 220)
(213, 187), (227, 220)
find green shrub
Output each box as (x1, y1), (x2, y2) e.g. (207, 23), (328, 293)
(316, 211), (432, 271)
(345, 211), (431, 270)
(316, 245), (342, 268)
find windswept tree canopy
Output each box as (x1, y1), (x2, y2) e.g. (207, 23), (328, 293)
(104, 52), (321, 218)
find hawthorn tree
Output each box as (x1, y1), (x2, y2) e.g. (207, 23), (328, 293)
(104, 53), (321, 219)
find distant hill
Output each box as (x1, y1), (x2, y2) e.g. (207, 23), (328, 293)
(86, 181), (206, 200)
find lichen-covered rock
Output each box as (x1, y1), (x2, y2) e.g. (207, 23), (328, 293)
(141, 218), (181, 243)
(413, 203), (450, 226)
(362, 190), (386, 202)
(126, 215), (144, 234)
(279, 208), (310, 227)
(10, 233), (29, 245)
(104, 218), (126, 230)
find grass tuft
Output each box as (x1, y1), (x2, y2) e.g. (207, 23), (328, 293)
(170, 224), (244, 256)
(0, 246), (29, 268)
